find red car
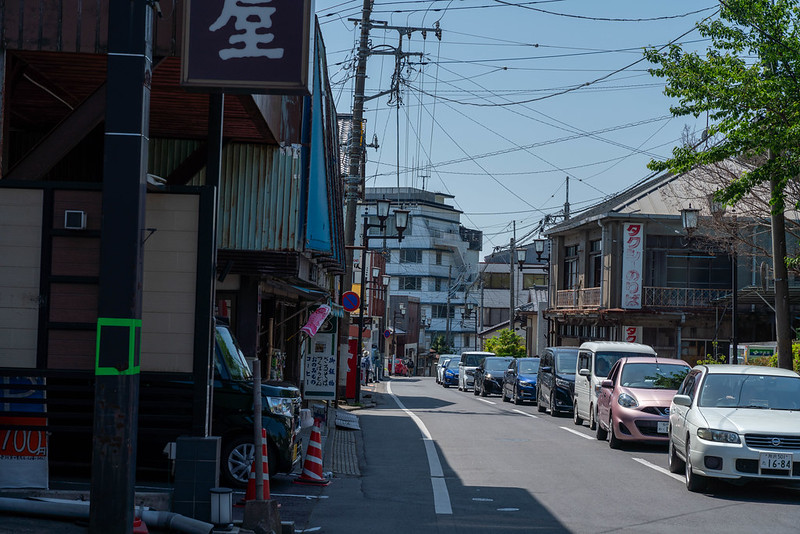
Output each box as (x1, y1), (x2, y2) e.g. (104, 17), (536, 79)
(595, 357), (690, 448)
(392, 360), (409, 376)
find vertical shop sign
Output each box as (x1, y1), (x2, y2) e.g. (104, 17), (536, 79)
(181, 0), (314, 94)
(0, 377), (48, 489)
(304, 317), (337, 399)
(621, 222), (644, 309)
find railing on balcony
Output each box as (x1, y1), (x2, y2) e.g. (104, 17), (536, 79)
(555, 287), (601, 308)
(644, 287), (731, 308)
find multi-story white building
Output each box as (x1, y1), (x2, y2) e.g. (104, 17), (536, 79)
(359, 187), (482, 356)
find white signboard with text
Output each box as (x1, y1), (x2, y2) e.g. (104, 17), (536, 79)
(303, 318), (337, 400)
(623, 326), (642, 344)
(621, 222), (644, 309)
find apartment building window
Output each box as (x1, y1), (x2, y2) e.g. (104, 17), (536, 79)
(463, 334), (472, 348)
(482, 307), (509, 326)
(483, 272), (509, 289)
(400, 249), (422, 263)
(433, 278), (445, 292)
(588, 239), (602, 288)
(432, 304), (455, 319)
(399, 276), (422, 290)
(666, 253), (730, 289)
(563, 244), (579, 289)
(435, 251), (443, 265)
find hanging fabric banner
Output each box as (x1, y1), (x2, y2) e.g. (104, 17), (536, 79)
(301, 304), (331, 337)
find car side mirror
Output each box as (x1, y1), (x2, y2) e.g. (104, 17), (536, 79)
(541, 366), (552, 373)
(600, 379), (613, 388)
(578, 368), (590, 377)
(672, 394), (692, 407)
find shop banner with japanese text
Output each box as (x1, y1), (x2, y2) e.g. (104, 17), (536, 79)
(0, 377), (48, 489)
(621, 222), (644, 309)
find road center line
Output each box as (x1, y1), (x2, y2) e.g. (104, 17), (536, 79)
(477, 398), (496, 405)
(387, 382), (453, 515)
(512, 409), (538, 419)
(559, 426), (595, 440)
(632, 457), (684, 482)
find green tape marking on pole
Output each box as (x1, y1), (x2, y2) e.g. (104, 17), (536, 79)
(95, 317), (142, 376)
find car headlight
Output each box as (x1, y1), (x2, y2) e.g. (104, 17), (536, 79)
(555, 377), (570, 388)
(485, 373), (494, 380)
(519, 380), (533, 386)
(697, 428), (740, 443)
(617, 393), (639, 408)
(265, 396), (293, 417)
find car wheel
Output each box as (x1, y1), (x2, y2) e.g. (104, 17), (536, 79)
(537, 390), (546, 412)
(685, 440), (707, 492)
(443, 381), (449, 388)
(608, 413), (622, 449)
(588, 405), (597, 431)
(514, 385), (523, 405)
(549, 393), (557, 417)
(668, 436), (685, 474)
(221, 435), (278, 488)
(573, 404), (584, 426)
(595, 416), (608, 441)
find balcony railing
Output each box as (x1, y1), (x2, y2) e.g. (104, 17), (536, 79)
(644, 287), (731, 308)
(555, 287), (601, 308)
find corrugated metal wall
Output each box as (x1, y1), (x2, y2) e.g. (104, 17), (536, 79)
(150, 139), (303, 252)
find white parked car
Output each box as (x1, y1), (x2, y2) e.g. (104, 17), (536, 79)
(668, 364), (800, 492)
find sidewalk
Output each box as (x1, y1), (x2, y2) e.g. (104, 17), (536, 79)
(0, 380), (386, 533)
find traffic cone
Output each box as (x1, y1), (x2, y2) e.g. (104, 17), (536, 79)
(240, 428), (270, 504)
(294, 418), (330, 486)
(132, 517), (149, 534)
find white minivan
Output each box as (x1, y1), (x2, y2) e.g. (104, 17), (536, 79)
(572, 341), (656, 430)
(457, 351), (495, 391)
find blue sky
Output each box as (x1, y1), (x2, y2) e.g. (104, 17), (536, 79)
(315, 1), (718, 256)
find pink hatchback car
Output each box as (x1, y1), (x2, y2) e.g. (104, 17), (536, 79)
(595, 357), (690, 448)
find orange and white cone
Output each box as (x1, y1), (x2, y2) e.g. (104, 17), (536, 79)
(294, 418), (330, 486)
(243, 428), (270, 502)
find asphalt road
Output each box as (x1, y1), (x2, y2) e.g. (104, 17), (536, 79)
(310, 376), (800, 534)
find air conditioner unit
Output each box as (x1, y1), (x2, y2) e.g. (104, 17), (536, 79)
(64, 210), (86, 230)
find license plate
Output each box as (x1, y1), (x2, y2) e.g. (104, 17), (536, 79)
(760, 452), (792, 470)
(657, 421), (669, 434)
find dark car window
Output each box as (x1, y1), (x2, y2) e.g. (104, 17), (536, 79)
(461, 354), (485, 366)
(607, 360), (621, 382)
(485, 358), (513, 371)
(216, 326), (252, 381)
(620, 363), (689, 390)
(678, 370), (699, 400)
(594, 351), (651, 377)
(555, 351), (578, 374)
(518, 360), (540, 374)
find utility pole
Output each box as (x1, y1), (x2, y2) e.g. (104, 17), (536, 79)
(509, 220), (516, 332)
(341, 6), (441, 395)
(446, 265), (452, 348)
(564, 176), (570, 220)
(90, 0), (152, 531)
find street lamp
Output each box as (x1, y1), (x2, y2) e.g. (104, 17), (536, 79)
(681, 205), (699, 235)
(534, 239), (546, 261)
(516, 248), (527, 268)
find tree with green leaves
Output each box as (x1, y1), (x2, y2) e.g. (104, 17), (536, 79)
(484, 329), (526, 357)
(644, 0), (800, 370)
(430, 335), (453, 355)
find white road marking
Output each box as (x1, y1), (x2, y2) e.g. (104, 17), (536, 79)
(559, 426), (595, 440)
(497, 508), (519, 512)
(271, 493), (329, 500)
(477, 398), (496, 405)
(632, 457), (684, 482)
(387, 382), (453, 515)
(472, 498), (494, 502)
(296, 528), (321, 533)
(512, 409), (538, 418)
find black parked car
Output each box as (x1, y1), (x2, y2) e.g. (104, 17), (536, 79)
(473, 356), (514, 397)
(537, 347), (579, 416)
(502, 357), (540, 405)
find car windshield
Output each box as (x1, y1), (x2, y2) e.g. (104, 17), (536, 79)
(555, 351), (578, 374)
(461, 354), (486, 366)
(485, 358), (512, 371)
(698, 373), (800, 409)
(444, 359), (458, 369)
(594, 351), (651, 377)
(215, 326), (252, 381)
(519, 360), (540, 374)
(619, 363), (689, 390)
